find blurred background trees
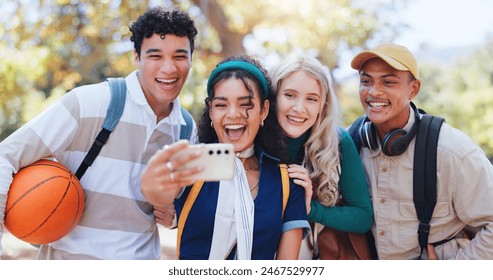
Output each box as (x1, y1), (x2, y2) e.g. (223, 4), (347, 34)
(1, 0), (492, 160)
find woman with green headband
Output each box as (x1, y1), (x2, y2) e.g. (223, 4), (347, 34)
(141, 55), (309, 259)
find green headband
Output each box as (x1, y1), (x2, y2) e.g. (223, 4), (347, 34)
(207, 60), (269, 98)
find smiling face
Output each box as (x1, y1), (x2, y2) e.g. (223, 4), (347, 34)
(209, 78), (269, 152)
(134, 33), (192, 120)
(276, 71), (323, 138)
(359, 57), (420, 138)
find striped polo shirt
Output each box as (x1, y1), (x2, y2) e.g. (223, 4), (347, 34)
(0, 70), (197, 259)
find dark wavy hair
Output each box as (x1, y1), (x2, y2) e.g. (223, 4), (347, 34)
(129, 6), (198, 56)
(198, 54), (287, 161)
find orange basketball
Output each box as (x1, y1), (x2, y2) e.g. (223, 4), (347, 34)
(4, 159), (84, 244)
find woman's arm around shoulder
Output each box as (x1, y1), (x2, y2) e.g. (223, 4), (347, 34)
(307, 129), (373, 233)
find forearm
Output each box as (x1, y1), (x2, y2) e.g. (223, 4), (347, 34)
(308, 200), (372, 233)
(276, 228), (302, 260)
(310, 130), (373, 233)
(140, 142), (199, 207)
(141, 179), (183, 207)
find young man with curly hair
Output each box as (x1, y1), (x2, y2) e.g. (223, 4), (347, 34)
(0, 6), (198, 259)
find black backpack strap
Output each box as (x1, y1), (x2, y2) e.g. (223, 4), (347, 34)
(348, 115), (367, 152)
(413, 114), (444, 259)
(75, 78), (127, 180)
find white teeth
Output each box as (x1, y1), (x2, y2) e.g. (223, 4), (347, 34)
(225, 124), (245, 130)
(287, 116), (305, 123)
(157, 78), (178, 84)
(369, 102), (389, 108)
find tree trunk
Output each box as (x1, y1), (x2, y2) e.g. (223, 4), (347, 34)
(192, 0), (246, 57)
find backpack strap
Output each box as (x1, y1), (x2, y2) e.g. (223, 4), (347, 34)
(176, 180), (205, 258)
(176, 164), (290, 258)
(347, 115), (367, 152)
(75, 78), (126, 180)
(279, 163), (290, 217)
(179, 107), (193, 140)
(413, 114), (444, 259)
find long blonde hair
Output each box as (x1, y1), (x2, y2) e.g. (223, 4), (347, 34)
(271, 53), (341, 206)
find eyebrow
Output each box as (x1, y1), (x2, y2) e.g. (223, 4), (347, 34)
(211, 96), (227, 101)
(145, 48), (161, 54)
(211, 95), (254, 101)
(144, 48), (190, 55)
(361, 71), (399, 79)
(307, 92), (321, 97)
(238, 96), (253, 101)
(175, 49), (190, 54)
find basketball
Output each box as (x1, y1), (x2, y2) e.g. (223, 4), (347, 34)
(4, 159), (84, 244)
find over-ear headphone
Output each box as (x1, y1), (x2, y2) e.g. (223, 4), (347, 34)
(359, 102), (420, 156)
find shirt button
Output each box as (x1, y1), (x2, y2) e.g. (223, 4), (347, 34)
(380, 198), (385, 204)
(382, 167), (388, 172)
(379, 231), (385, 237)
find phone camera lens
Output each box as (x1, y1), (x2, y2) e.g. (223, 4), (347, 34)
(217, 150), (222, 155)
(208, 150), (214, 155)
(224, 150), (230, 155)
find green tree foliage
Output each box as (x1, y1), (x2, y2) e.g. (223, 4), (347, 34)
(184, 0), (402, 118)
(0, 0), (152, 137)
(191, 0), (400, 70)
(1, 0), (162, 93)
(0, 44), (50, 139)
(0, 0), (402, 140)
(415, 41), (493, 159)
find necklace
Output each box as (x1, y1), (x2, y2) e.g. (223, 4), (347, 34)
(250, 182), (259, 192)
(243, 154), (259, 172)
(245, 167), (259, 172)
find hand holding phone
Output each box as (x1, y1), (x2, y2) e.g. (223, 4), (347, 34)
(170, 143), (235, 181)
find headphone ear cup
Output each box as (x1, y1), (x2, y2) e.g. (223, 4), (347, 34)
(381, 129), (408, 156)
(359, 122), (379, 151)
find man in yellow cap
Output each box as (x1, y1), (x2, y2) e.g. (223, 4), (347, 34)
(348, 43), (493, 259)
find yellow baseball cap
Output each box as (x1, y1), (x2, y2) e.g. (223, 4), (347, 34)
(351, 43), (419, 79)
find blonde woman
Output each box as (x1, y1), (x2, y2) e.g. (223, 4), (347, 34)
(270, 53), (373, 259)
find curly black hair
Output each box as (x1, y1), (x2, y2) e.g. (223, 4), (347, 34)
(129, 6), (198, 56)
(198, 54), (288, 161)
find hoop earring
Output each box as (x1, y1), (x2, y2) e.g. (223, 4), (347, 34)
(210, 121), (214, 128)
(260, 120), (264, 127)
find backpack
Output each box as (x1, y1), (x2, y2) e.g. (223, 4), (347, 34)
(75, 77), (194, 180)
(176, 163), (290, 258)
(348, 107), (444, 259)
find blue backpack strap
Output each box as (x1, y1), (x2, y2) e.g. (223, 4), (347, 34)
(75, 78), (127, 179)
(179, 106), (193, 140)
(102, 78), (127, 131)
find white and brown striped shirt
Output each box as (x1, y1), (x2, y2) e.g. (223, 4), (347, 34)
(0, 70), (197, 259)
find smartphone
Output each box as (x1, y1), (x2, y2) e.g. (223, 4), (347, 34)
(170, 143), (235, 181)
